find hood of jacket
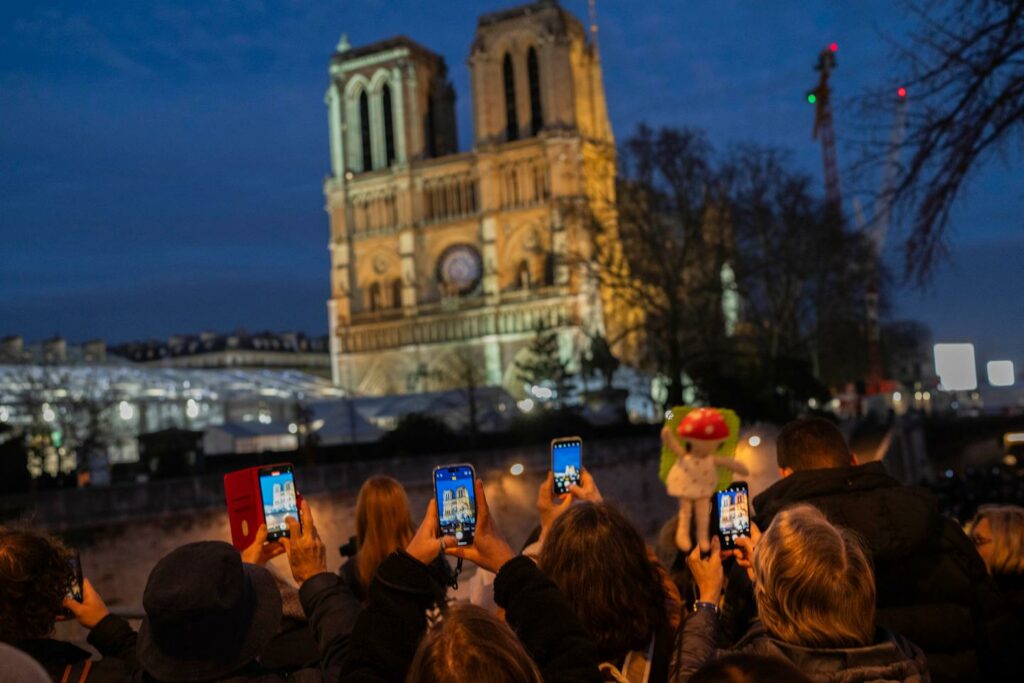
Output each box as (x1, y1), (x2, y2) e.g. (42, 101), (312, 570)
(753, 462), (940, 561)
(741, 625), (929, 683)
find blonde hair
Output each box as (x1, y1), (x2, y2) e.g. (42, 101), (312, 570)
(406, 603), (543, 683)
(355, 476), (415, 589)
(753, 504), (875, 648)
(972, 505), (1024, 575)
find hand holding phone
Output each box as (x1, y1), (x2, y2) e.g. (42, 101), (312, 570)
(433, 464), (478, 547)
(62, 578), (110, 630)
(712, 482), (751, 551)
(443, 478), (515, 574)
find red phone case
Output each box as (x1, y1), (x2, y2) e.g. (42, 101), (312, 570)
(223, 463), (302, 551)
(224, 466), (262, 551)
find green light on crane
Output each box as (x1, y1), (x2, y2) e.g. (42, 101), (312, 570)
(807, 92), (817, 104)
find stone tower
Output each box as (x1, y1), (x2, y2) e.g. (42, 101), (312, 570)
(324, 1), (618, 397)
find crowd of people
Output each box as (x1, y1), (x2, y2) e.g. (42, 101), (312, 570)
(2, 417), (1023, 682)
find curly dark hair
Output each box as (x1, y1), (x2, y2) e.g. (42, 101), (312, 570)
(0, 527), (75, 642)
(539, 503), (669, 663)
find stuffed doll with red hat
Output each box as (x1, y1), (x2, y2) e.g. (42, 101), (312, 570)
(661, 407), (748, 553)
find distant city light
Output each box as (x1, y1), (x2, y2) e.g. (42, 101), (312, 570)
(914, 391), (922, 401)
(807, 397), (818, 409)
(186, 398), (200, 419)
(258, 413), (272, 424)
(987, 360), (1015, 387)
(119, 401), (134, 420)
(893, 391), (902, 402)
(748, 435), (761, 448)
(1005, 454), (1019, 467)
(829, 42), (838, 52)
(42, 404), (56, 423)
(530, 385), (553, 400)
(934, 343), (978, 391)
(0, 406), (8, 422)
(288, 423), (298, 434)
(807, 92), (817, 104)
(897, 86), (907, 98)
(517, 398), (535, 413)
(510, 463), (525, 476)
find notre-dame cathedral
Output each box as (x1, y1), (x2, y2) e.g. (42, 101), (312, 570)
(324, 0), (620, 397)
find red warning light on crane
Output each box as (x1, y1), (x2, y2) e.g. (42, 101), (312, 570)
(897, 86), (907, 98)
(829, 42), (838, 52)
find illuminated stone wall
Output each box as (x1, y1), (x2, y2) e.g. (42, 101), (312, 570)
(324, 2), (621, 398)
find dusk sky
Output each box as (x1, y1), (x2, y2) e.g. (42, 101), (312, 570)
(1, 0), (1020, 367)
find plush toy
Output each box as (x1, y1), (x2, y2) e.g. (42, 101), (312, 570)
(660, 407), (748, 553)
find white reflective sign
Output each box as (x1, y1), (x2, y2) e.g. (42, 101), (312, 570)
(934, 343), (977, 391)
(987, 360), (1015, 387)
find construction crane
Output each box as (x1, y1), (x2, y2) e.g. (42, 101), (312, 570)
(861, 87), (909, 393)
(807, 43), (841, 211)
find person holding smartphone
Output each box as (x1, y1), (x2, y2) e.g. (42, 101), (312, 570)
(0, 527), (133, 682)
(342, 472), (602, 683)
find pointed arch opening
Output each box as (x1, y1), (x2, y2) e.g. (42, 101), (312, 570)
(503, 53), (519, 142)
(359, 90), (372, 172)
(527, 47), (543, 136)
(382, 83), (396, 166)
(368, 282), (382, 312)
(391, 278), (403, 309)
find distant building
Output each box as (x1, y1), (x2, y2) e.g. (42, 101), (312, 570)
(324, 0), (629, 397)
(111, 331), (331, 379)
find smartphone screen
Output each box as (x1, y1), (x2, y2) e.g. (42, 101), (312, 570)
(259, 465), (299, 541)
(434, 464), (477, 546)
(715, 482), (750, 550)
(68, 553), (83, 603)
(551, 437), (583, 495)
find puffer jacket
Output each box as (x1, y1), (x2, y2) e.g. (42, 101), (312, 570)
(672, 610), (929, 683)
(721, 462), (1016, 681)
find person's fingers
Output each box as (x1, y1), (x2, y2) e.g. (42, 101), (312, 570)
(279, 536), (292, 555)
(254, 524), (268, 544)
(686, 544), (701, 568)
(444, 545), (467, 559)
(300, 500), (316, 537)
(710, 536), (721, 560)
(474, 479), (489, 525)
(750, 522), (762, 544)
(267, 542), (285, 557)
(439, 535), (458, 550)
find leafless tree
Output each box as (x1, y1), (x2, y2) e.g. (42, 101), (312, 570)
(860, 0), (1024, 281)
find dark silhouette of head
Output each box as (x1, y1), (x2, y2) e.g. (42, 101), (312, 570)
(776, 417), (854, 473)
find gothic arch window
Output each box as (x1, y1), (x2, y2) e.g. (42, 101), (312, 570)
(503, 53), (519, 142)
(517, 260), (532, 290)
(527, 47), (543, 136)
(368, 282), (381, 312)
(359, 90), (372, 172)
(382, 83), (396, 166)
(391, 278), (403, 309)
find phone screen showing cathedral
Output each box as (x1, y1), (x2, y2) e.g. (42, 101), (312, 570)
(260, 468), (298, 539)
(552, 440), (582, 494)
(435, 466), (476, 546)
(716, 488), (750, 547)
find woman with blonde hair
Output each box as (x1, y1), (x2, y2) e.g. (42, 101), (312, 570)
(340, 475), (416, 600)
(970, 505), (1024, 613)
(674, 504), (928, 682)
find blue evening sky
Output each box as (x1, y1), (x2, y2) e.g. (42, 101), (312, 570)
(1, 1), (1020, 369)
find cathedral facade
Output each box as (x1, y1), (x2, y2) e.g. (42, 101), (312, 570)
(324, 0), (617, 397)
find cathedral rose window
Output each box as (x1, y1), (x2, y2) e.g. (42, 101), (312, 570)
(436, 244), (483, 296)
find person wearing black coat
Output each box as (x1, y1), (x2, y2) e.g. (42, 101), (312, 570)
(80, 503), (358, 682)
(342, 479), (603, 682)
(721, 418), (1016, 682)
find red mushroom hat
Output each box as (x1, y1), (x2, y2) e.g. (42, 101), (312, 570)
(677, 408), (730, 441)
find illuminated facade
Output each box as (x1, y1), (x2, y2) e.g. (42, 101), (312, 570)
(324, 0), (619, 396)
(442, 485), (473, 521)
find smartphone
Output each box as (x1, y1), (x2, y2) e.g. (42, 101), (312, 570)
(61, 553), (83, 617)
(551, 437), (583, 495)
(433, 464), (477, 547)
(713, 481), (750, 550)
(258, 464), (300, 541)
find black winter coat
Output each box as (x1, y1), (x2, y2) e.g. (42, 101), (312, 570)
(722, 462), (1016, 682)
(341, 551), (603, 682)
(15, 617), (132, 683)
